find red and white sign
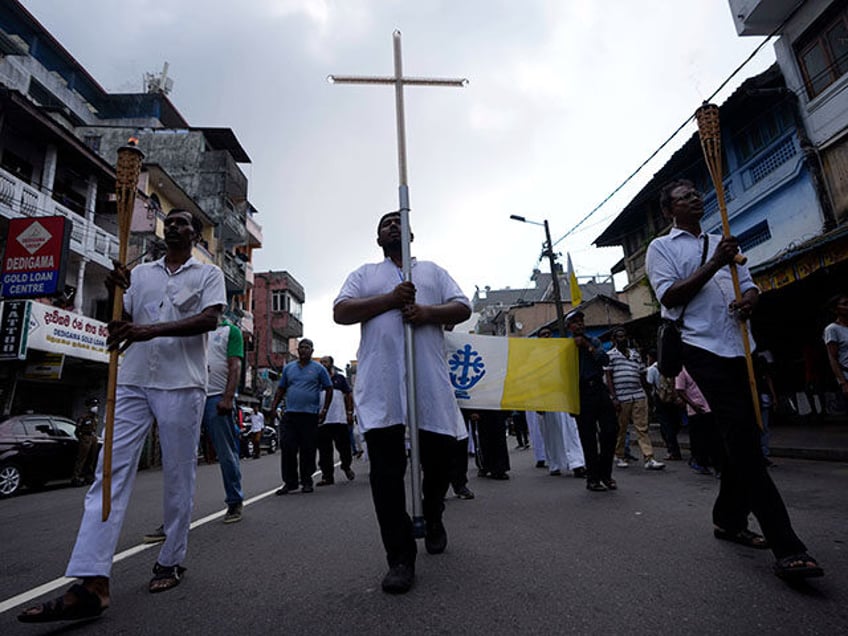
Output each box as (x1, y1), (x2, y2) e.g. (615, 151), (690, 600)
(1, 216), (71, 298)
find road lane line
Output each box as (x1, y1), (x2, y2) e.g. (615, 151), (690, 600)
(0, 484), (285, 616)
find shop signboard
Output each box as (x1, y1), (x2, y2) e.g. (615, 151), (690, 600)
(26, 302), (110, 364)
(23, 351), (65, 380)
(0, 300), (30, 360)
(1, 216), (72, 299)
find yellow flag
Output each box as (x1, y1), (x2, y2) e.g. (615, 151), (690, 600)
(567, 252), (582, 307)
(445, 333), (580, 414)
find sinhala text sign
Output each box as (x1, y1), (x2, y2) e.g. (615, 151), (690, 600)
(26, 302), (110, 364)
(1, 216), (72, 299)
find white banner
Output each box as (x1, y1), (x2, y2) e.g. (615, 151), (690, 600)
(26, 301), (110, 364)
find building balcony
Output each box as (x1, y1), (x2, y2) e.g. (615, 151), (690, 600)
(240, 310), (254, 335)
(244, 260), (254, 286)
(0, 166), (117, 269)
(246, 212), (263, 248)
(221, 250), (246, 294)
(729, 0), (798, 35)
(221, 202), (247, 245)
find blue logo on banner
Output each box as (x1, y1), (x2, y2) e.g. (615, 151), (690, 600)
(448, 343), (486, 400)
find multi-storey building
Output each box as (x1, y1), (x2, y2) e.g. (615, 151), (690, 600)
(730, 0), (848, 225)
(594, 63), (845, 396)
(251, 271), (304, 409)
(0, 0), (262, 415)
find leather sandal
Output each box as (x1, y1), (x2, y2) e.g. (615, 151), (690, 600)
(149, 563), (186, 593)
(713, 527), (769, 549)
(18, 583), (107, 623)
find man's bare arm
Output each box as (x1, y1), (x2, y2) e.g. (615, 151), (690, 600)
(334, 282), (415, 325)
(401, 301), (471, 326)
(107, 305), (222, 352)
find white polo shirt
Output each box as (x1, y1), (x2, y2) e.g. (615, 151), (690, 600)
(646, 228), (756, 358)
(334, 258), (471, 437)
(119, 257), (226, 390)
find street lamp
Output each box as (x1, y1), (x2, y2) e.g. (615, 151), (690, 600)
(509, 214), (566, 338)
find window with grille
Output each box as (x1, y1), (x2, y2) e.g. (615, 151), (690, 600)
(737, 220), (771, 252)
(795, 1), (848, 98)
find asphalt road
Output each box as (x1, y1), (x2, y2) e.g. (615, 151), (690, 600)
(1, 445), (846, 635)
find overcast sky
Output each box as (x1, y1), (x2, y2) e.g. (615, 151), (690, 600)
(22, 0), (776, 364)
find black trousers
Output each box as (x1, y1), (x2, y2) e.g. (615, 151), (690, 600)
(473, 410), (510, 476)
(448, 435), (470, 492)
(683, 344), (806, 558)
(512, 411), (529, 448)
(574, 384), (618, 483)
(364, 425), (453, 568)
(280, 412), (318, 489)
(317, 422), (353, 480)
(688, 411), (722, 469)
(655, 400), (682, 457)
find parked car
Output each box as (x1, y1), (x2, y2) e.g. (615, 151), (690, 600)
(240, 424), (278, 457)
(236, 407), (278, 457)
(0, 413), (99, 498)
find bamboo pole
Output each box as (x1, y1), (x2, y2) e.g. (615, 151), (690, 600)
(102, 140), (144, 521)
(695, 103), (763, 431)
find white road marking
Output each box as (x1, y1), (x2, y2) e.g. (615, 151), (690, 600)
(0, 485), (284, 615)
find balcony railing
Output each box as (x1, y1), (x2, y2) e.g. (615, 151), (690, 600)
(0, 166), (118, 268)
(246, 213), (263, 247)
(221, 251), (246, 293)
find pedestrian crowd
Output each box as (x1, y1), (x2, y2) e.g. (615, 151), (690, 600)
(18, 192), (838, 623)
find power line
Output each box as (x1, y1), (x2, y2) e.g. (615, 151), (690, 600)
(551, 2), (807, 249)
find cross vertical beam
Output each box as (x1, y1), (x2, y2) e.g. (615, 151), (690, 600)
(330, 31), (467, 537)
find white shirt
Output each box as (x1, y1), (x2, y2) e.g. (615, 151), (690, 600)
(334, 258), (471, 436)
(207, 322), (242, 396)
(249, 411), (264, 433)
(646, 228), (756, 358)
(119, 257), (226, 390)
(324, 387), (348, 425)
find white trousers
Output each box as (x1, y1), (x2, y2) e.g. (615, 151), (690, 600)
(560, 412), (585, 470)
(526, 411), (546, 462)
(66, 386), (205, 578)
(539, 412), (568, 471)
(538, 412), (585, 471)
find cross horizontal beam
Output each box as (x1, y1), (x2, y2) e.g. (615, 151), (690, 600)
(328, 75), (468, 87)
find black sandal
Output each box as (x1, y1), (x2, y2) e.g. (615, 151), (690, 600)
(18, 583), (107, 623)
(774, 553), (824, 580)
(713, 527), (769, 549)
(149, 562), (186, 593)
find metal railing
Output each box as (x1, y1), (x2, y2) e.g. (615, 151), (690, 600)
(0, 166), (118, 268)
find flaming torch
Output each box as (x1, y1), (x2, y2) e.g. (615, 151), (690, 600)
(102, 138), (144, 520)
(695, 103), (762, 430)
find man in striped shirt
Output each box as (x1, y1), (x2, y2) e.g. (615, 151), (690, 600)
(605, 327), (665, 470)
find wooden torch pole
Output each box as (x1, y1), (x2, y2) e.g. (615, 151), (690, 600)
(695, 103), (763, 431)
(102, 140), (144, 521)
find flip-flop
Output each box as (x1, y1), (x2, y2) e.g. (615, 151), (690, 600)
(774, 553), (824, 580)
(149, 563), (186, 593)
(18, 583), (107, 623)
(713, 527), (769, 549)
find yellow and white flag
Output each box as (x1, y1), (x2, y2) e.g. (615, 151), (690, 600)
(444, 332), (580, 413)
(567, 252), (582, 307)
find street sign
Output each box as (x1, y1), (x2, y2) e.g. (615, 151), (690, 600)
(0, 300), (30, 360)
(1, 216), (72, 299)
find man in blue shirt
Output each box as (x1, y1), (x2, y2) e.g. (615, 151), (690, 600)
(270, 338), (333, 494)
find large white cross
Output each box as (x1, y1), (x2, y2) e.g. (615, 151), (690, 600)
(329, 31), (467, 533)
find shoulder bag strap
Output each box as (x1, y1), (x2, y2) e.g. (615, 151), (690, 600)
(676, 234), (710, 325)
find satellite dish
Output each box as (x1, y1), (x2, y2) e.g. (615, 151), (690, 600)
(515, 321), (524, 330)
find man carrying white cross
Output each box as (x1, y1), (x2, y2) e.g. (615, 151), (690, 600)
(333, 211), (471, 593)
